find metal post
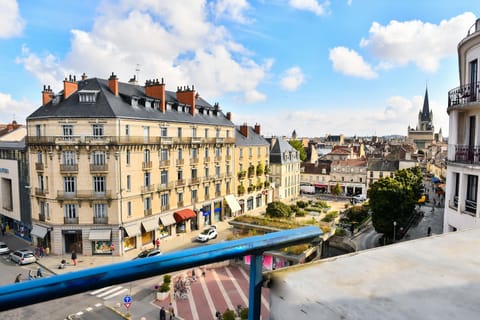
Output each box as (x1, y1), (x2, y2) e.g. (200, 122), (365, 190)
(393, 221), (397, 242)
(248, 254), (263, 320)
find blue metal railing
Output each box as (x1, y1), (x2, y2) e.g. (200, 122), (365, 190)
(0, 226), (322, 319)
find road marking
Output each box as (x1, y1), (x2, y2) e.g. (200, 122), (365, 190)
(90, 286), (112, 295)
(211, 269), (234, 311)
(186, 281), (199, 320)
(199, 271), (217, 317)
(103, 288), (129, 300)
(90, 286), (128, 300)
(85, 307), (93, 312)
(224, 267), (248, 306)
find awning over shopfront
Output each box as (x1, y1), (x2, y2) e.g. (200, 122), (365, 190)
(313, 184), (328, 188)
(431, 176), (441, 184)
(225, 194), (241, 212)
(142, 219), (158, 233)
(159, 213), (176, 226)
(88, 229), (112, 241)
(123, 224), (140, 237)
(174, 208), (197, 223)
(31, 224), (48, 238)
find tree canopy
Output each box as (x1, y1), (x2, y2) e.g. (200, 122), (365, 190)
(266, 201), (293, 218)
(288, 139), (307, 161)
(368, 167), (422, 238)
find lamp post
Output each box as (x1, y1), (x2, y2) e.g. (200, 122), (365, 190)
(393, 221), (397, 242)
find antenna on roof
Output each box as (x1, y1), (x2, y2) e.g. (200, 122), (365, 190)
(135, 64), (141, 83)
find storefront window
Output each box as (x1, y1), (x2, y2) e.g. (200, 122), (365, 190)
(141, 230), (154, 246)
(213, 201), (222, 222)
(123, 236), (136, 251)
(176, 221), (186, 233)
(93, 240), (113, 255)
(159, 224), (171, 238)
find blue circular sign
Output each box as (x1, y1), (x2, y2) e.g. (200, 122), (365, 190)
(123, 295), (132, 303)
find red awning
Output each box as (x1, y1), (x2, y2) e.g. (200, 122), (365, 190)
(314, 184), (328, 188)
(174, 208), (197, 223)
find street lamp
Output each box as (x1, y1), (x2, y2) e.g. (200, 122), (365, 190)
(393, 221), (397, 242)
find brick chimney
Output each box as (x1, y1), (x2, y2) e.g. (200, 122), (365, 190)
(254, 123), (261, 135)
(63, 75), (78, 99)
(145, 78), (166, 112)
(176, 85), (196, 116)
(240, 123), (249, 137)
(108, 72), (119, 96)
(42, 85), (54, 106)
(81, 72), (88, 80)
(226, 112), (232, 121)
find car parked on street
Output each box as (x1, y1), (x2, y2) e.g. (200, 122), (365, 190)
(9, 249), (37, 265)
(133, 248), (162, 259)
(197, 226), (218, 243)
(0, 242), (10, 254)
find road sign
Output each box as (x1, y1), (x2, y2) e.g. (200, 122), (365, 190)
(123, 295), (132, 310)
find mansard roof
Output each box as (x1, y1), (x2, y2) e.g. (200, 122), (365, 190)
(27, 78), (235, 127)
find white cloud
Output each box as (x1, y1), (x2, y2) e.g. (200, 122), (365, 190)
(0, 0), (24, 38)
(16, 1), (270, 104)
(360, 12), (476, 72)
(288, 0), (329, 16)
(0, 92), (36, 124)
(329, 46), (378, 79)
(280, 67), (305, 91)
(211, 0), (252, 24)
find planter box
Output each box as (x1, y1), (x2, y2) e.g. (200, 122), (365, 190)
(156, 291), (169, 300)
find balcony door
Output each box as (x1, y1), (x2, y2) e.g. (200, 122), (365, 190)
(470, 59), (477, 100)
(469, 116), (476, 162)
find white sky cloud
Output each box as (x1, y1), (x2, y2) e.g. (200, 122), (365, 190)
(0, 0), (24, 38)
(0, 92), (35, 123)
(329, 46), (378, 79)
(360, 12), (476, 72)
(280, 67), (305, 91)
(15, 1), (270, 103)
(211, 0), (252, 24)
(288, 0), (329, 16)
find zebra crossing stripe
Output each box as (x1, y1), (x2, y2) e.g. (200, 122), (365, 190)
(90, 286), (113, 295)
(102, 288), (129, 300)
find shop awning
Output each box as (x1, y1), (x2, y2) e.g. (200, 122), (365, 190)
(88, 229), (111, 241)
(31, 224), (48, 238)
(225, 194), (241, 212)
(159, 213), (176, 226)
(431, 176), (441, 184)
(142, 219), (158, 232)
(123, 224), (139, 237)
(174, 208), (197, 222)
(313, 184), (328, 188)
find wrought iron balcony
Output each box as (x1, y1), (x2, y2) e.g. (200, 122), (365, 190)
(142, 161), (152, 170)
(93, 216), (108, 224)
(0, 226), (322, 318)
(64, 217), (79, 224)
(90, 164), (108, 173)
(57, 190), (112, 200)
(159, 159), (170, 168)
(35, 162), (44, 171)
(34, 188), (48, 196)
(176, 159), (184, 166)
(60, 164), (78, 173)
(448, 81), (480, 107)
(141, 184), (156, 194)
(38, 213), (46, 222)
(144, 209), (153, 216)
(452, 145), (480, 164)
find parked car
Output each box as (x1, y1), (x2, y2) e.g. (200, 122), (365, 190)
(197, 226), (218, 243)
(351, 194), (367, 204)
(133, 248), (162, 260)
(0, 242), (10, 254)
(9, 249), (37, 265)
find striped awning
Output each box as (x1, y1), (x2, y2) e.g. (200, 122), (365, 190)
(88, 229), (112, 241)
(31, 224), (48, 238)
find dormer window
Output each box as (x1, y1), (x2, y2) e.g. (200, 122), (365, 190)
(154, 101), (159, 109)
(78, 90), (98, 103)
(131, 96), (139, 107)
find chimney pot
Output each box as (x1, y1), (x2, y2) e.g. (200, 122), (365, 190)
(226, 112), (232, 121)
(108, 73), (119, 96)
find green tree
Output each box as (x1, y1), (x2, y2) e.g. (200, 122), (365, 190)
(394, 167), (424, 201)
(368, 177), (416, 237)
(266, 201), (293, 218)
(288, 139), (307, 161)
(331, 183), (342, 196)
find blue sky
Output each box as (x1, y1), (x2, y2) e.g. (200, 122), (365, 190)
(1, 0), (479, 137)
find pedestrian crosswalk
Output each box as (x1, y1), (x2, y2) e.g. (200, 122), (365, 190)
(90, 286), (129, 300)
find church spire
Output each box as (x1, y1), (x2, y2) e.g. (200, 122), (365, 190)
(421, 86), (430, 121)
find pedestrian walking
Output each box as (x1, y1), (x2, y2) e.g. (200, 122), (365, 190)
(14, 273), (21, 283)
(71, 250), (77, 266)
(28, 270), (35, 280)
(36, 267), (43, 278)
(427, 226), (432, 236)
(168, 302), (175, 320)
(191, 268), (196, 281)
(159, 306), (167, 320)
(156, 238), (161, 250)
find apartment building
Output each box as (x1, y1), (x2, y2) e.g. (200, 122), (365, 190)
(329, 159), (367, 196)
(444, 19), (480, 232)
(0, 121), (31, 241)
(366, 159), (399, 188)
(26, 73), (238, 256)
(269, 138), (300, 202)
(233, 124), (271, 215)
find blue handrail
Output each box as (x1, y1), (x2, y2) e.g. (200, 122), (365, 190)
(0, 226), (322, 319)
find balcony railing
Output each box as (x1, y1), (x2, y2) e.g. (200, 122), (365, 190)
(144, 209), (153, 216)
(38, 213), (46, 222)
(453, 145), (480, 164)
(214, 156), (222, 162)
(159, 159), (170, 168)
(464, 199), (477, 216)
(90, 164), (108, 172)
(190, 177), (201, 184)
(64, 217), (79, 224)
(204, 157), (210, 163)
(448, 81), (480, 107)
(176, 159), (184, 166)
(35, 163), (44, 171)
(161, 204), (170, 211)
(175, 179), (185, 187)
(0, 226), (322, 318)
(158, 182), (174, 192)
(141, 185), (156, 194)
(60, 164), (78, 173)
(93, 216), (108, 224)
(190, 157), (199, 164)
(57, 190), (112, 200)
(35, 188), (48, 196)
(142, 161), (152, 170)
